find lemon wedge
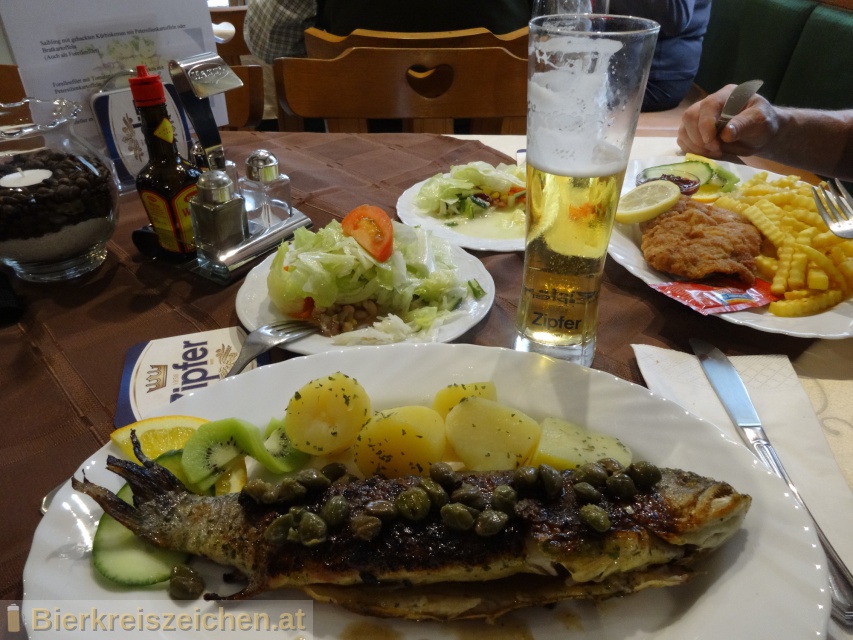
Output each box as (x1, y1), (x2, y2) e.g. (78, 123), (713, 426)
(615, 180), (681, 224)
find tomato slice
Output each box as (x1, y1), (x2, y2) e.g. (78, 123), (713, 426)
(341, 204), (394, 262)
(290, 297), (314, 320)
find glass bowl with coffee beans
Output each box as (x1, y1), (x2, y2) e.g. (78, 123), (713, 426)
(0, 98), (119, 282)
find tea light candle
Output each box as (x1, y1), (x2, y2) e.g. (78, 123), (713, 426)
(0, 168), (53, 188)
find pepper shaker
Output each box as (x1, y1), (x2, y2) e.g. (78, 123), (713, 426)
(189, 170), (249, 274)
(238, 149), (292, 229)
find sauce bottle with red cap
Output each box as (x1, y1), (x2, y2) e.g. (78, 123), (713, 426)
(129, 65), (201, 255)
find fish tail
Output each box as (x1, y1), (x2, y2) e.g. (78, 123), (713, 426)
(104, 453), (185, 501)
(70, 475), (142, 531)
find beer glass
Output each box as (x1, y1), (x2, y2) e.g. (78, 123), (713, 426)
(515, 15), (658, 366)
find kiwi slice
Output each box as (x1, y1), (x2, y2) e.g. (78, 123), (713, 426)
(155, 449), (213, 496)
(182, 418), (308, 489)
(264, 417), (311, 472)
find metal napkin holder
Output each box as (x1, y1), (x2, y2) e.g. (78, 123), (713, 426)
(168, 52), (242, 171)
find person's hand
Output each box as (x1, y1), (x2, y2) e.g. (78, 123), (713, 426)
(677, 84), (780, 158)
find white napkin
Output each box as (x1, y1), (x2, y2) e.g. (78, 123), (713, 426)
(633, 344), (853, 573)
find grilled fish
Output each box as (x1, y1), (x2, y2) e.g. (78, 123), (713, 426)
(72, 438), (751, 621)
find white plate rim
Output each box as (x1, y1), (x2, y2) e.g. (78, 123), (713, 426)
(608, 156), (853, 339)
(234, 246), (496, 355)
(23, 343), (829, 639)
(396, 177), (525, 253)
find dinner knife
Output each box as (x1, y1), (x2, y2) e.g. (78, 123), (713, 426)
(689, 338), (853, 626)
(716, 79), (763, 133)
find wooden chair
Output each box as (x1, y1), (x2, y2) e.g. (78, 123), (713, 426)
(210, 6), (250, 66)
(0, 64), (28, 128)
(303, 26), (529, 59)
(222, 64), (265, 130)
(274, 46), (527, 134)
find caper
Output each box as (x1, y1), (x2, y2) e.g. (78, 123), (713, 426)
(538, 464), (564, 498)
(429, 462), (460, 488)
(263, 513), (295, 544)
(605, 473), (638, 500)
(321, 495), (350, 529)
(626, 461), (662, 489)
(333, 473), (360, 486)
(275, 477), (308, 502)
(241, 478), (273, 502)
(490, 484), (517, 514)
(296, 468), (332, 492)
(450, 483), (487, 511)
(288, 505), (307, 524)
(440, 502), (475, 531)
(512, 465), (539, 490)
(365, 499), (398, 521)
(395, 486), (431, 521)
(298, 512), (328, 546)
(350, 514), (382, 541)
(320, 462), (349, 482)
(419, 478), (449, 508)
(575, 462), (609, 487)
(169, 564), (205, 600)
(598, 458), (625, 474)
(579, 504), (612, 532)
(475, 509), (509, 537)
(573, 481), (603, 504)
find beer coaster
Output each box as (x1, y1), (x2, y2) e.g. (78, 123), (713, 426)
(115, 327), (270, 428)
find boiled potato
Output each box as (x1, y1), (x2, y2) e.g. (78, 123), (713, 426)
(283, 372), (372, 456)
(432, 381), (498, 419)
(444, 397), (541, 471)
(528, 417), (632, 470)
(354, 405), (446, 477)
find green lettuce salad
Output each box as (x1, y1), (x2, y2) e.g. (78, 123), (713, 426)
(267, 220), (475, 343)
(414, 161), (526, 218)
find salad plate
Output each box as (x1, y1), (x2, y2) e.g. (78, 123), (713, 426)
(235, 245), (495, 355)
(608, 156), (853, 339)
(397, 177), (525, 253)
(23, 343), (829, 639)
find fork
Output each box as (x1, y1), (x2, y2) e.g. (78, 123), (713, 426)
(813, 179), (853, 238)
(225, 319), (318, 377)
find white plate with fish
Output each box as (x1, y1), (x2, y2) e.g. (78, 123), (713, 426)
(397, 177), (526, 253)
(235, 247), (495, 356)
(608, 156), (853, 339)
(24, 343), (828, 639)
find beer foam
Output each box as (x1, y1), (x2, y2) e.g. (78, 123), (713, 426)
(527, 34), (627, 177)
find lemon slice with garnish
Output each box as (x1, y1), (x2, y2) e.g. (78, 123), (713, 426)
(615, 180), (682, 224)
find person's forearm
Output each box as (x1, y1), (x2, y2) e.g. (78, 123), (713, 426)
(763, 108), (853, 181)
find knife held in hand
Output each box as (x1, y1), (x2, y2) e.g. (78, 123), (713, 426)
(715, 79), (763, 133)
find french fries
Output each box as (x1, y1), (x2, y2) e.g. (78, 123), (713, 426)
(716, 173), (853, 317)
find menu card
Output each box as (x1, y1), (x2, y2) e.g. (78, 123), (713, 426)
(0, 0), (225, 151)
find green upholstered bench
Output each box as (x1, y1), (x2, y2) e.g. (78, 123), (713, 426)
(695, 0), (853, 110)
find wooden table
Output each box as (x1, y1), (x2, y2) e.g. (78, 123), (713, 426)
(3, 133), (851, 639)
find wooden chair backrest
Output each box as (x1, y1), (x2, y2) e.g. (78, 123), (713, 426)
(210, 6), (250, 66)
(274, 46), (527, 134)
(222, 64), (265, 130)
(303, 26), (529, 59)
(0, 65), (29, 128)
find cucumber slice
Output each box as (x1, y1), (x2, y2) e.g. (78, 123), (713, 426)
(91, 484), (189, 586)
(638, 161), (715, 185)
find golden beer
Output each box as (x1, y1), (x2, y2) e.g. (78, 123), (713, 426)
(516, 162), (625, 364)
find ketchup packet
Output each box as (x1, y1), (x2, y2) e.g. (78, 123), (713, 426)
(650, 277), (778, 315)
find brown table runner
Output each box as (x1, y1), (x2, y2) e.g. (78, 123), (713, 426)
(0, 132), (813, 602)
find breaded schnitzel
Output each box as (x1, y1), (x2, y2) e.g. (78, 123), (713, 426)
(640, 196), (762, 285)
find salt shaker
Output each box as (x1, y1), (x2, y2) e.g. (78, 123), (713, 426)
(189, 170), (249, 274)
(238, 149), (292, 228)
